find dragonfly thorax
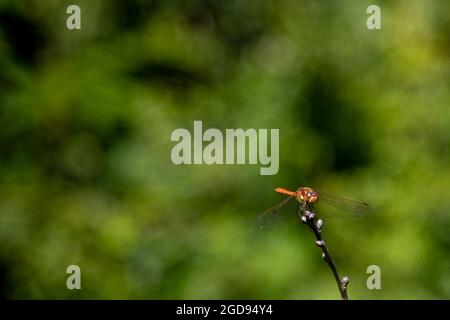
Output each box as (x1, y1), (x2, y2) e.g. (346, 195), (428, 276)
(296, 187), (319, 204)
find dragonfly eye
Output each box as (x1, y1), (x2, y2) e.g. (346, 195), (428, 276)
(309, 192), (318, 203)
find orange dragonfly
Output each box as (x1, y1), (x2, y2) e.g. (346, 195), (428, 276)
(258, 187), (369, 228)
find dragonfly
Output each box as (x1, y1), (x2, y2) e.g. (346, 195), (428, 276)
(258, 187), (369, 228)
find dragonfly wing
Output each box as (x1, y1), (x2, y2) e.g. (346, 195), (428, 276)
(315, 190), (369, 220)
(258, 196), (295, 228)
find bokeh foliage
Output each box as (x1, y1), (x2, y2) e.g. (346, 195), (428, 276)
(0, 0), (449, 299)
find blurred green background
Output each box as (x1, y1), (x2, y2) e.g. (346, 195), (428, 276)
(0, 0), (449, 299)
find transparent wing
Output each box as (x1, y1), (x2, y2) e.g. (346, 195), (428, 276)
(315, 190), (369, 220)
(258, 196), (295, 228)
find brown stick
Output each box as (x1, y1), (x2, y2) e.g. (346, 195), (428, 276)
(299, 207), (349, 300)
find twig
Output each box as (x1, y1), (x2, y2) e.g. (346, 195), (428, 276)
(299, 205), (349, 300)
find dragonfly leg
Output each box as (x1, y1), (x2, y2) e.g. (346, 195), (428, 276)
(299, 202), (313, 223)
(300, 202), (308, 212)
(298, 203), (305, 216)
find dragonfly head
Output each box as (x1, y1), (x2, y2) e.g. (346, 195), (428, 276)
(297, 187), (319, 204)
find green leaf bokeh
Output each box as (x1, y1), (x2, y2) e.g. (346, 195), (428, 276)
(0, 0), (449, 299)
